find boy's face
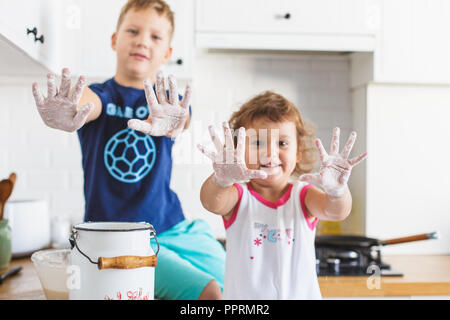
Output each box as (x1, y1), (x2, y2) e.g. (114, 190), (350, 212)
(112, 7), (173, 81)
(244, 119), (301, 187)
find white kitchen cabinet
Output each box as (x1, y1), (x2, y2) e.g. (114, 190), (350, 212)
(0, 0), (62, 76)
(61, 0), (193, 79)
(375, 0), (450, 83)
(195, 0), (381, 52)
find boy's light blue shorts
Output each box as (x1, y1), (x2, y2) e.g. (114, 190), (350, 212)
(150, 219), (225, 300)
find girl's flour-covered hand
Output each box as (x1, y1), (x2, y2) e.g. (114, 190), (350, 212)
(32, 68), (93, 132)
(299, 127), (367, 196)
(198, 122), (267, 188)
(128, 71), (191, 138)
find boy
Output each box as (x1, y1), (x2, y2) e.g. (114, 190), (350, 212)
(31, 0), (225, 300)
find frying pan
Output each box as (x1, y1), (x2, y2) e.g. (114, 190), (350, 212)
(315, 232), (438, 249)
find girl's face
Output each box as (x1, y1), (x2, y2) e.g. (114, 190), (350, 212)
(244, 118), (301, 187)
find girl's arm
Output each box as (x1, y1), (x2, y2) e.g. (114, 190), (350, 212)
(198, 122), (267, 219)
(299, 128), (367, 222)
(200, 173), (239, 219)
(303, 185), (352, 221)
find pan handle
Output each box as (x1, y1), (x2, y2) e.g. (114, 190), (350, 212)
(381, 232), (438, 245)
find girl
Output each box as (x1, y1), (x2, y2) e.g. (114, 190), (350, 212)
(197, 91), (367, 299)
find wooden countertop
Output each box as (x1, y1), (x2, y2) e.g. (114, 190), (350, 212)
(1, 255), (450, 299)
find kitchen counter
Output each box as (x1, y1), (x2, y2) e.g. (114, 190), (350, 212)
(1, 255), (450, 299)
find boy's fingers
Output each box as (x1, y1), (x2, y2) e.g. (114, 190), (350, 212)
(32, 83), (45, 106)
(128, 119), (153, 134)
(180, 83), (192, 110)
(47, 73), (57, 98)
(59, 68), (71, 98)
(330, 127), (340, 154)
(156, 71), (167, 104)
(144, 79), (159, 112)
(246, 169), (268, 180)
(72, 103), (93, 130)
(69, 76), (86, 104)
(197, 144), (216, 161)
(340, 131), (357, 160)
(167, 74), (179, 106)
(349, 151), (368, 167)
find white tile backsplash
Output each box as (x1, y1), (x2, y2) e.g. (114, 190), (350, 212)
(1, 51), (353, 238)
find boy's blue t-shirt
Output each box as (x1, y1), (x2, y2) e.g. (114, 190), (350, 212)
(77, 78), (187, 234)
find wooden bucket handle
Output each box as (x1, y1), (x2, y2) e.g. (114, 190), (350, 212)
(98, 255), (157, 270)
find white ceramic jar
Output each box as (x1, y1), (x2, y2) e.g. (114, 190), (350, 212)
(68, 222), (159, 300)
(4, 199), (50, 257)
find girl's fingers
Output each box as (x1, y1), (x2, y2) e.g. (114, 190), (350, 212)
(144, 79), (159, 113)
(47, 73), (57, 98)
(340, 131), (357, 160)
(156, 71), (167, 104)
(69, 76), (86, 104)
(223, 122), (235, 162)
(349, 151), (368, 167)
(59, 68), (71, 98)
(32, 83), (45, 106)
(315, 138), (328, 163)
(208, 125), (224, 155)
(235, 127), (246, 161)
(246, 169), (268, 180)
(168, 74), (179, 106)
(298, 173), (321, 185)
(330, 127), (340, 154)
(180, 83), (192, 110)
(197, 144), (216, 161)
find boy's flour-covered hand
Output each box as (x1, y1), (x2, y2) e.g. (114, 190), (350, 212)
(32, 68), (93, 132)
(198, 122), (267, 188)
(128, 71), (191, 138)
(299, 127), (367, 196)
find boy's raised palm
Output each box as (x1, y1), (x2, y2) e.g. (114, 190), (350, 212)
(128, 72), (191, 138)
(299, 127), (367, 196)
(32, 68), (93, 132)
(198, 122), (267, 188)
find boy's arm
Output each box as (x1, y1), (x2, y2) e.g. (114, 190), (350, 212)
(79, 86), (102, 124)
(299, 128), (367, 222)
(200, 173), (239, 219)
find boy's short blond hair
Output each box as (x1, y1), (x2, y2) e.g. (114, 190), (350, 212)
(229, 91), (318, 177)
(116, 0), (175, 38)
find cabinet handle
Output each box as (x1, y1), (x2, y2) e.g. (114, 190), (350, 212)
(26, 27), (37, 37)
(169, 58), (183, 66)
(284, 13), (291, 19)
(35, 34), (44, 44)
(275, 13), (292, 20)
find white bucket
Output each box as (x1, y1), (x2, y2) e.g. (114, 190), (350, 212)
(68, 222), (159, 300)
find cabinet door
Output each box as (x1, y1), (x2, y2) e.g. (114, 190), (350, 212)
(0, 0), (42, 60)
(196, 0), (379, 35)
(0, 0), (61, 74)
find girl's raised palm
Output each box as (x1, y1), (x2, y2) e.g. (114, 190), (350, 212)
(299, 127), (367, 196)
(198, 122), (267, 187)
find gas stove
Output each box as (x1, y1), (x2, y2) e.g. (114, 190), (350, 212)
(315, 245), (403, 277)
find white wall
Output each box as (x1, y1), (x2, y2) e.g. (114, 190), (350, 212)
(0, 51), (355, 240)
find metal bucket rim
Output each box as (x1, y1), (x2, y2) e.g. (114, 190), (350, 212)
(73, 221), (153, 233)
